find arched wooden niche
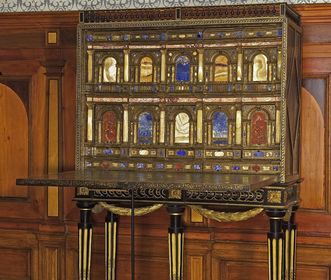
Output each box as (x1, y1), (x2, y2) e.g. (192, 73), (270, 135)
(212, 111), (229, 145)
(253, 54), (268, 82)
(175, 112), (190, 143)
(137, 112), (153, 144)
(251, 111), (268, 145)
(140, 56), (153, 82)
(0, 83), (28, 197)
(103, 56), (117, 82)
(214, 55), (229, 82)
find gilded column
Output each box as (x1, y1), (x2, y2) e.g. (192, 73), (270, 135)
(87, 50), (94, 83)
(167, 205), (185, 280)
(77, 201), (95, 280)
(283, 206), (298, 280)
(124, 49), (130, 82)
(198, 49), (204, 83)
(87, 104), (94, 142)
(160, 108), (165, 143)
(197, 104), (203, 144)
(266, 209), (286, 280)
(123, 105), (129, 143)
(105, 212), (119, 280)
(235, 110), (242, 145)
(161, 49), (167, 82)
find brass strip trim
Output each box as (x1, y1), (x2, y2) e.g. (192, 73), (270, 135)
(79, 229), (82, 280)
(83, 229), (88, 280)
(88, 228), (92, 280)
(290, 229), (295, 276)
(273, 239), (277, 280)
(278, 238), (283, 280)
(112, 222), (117, 280)
(268, 238), (271, 280)
(285, 229), (289, 279)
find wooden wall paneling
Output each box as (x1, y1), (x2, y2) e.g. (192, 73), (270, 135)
(62, 59), (78, 222)
(212, 241), (268, 280)
(185, 239), (211, 280)
(296, 266), (329, 280)
(42, 60), (66, 219)
(0, 230), (39, 280)
(300, 86), (326, 210)
(0, 65), (46, 220)
(65, 230), (79, 280)
(0, 83), (28, 198)
(39, 235), (66, 280)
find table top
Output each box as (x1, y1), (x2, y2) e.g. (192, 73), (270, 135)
(16, 170), (283, 191)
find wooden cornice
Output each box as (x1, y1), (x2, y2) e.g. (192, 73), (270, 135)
(295, 4), (331, 23)
(0, 12), (79, 29)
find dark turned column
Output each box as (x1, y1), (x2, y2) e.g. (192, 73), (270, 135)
(283, 206), (298, 280)
(167, 205), (185, 280)
(266, 209), (286, 280)
(105, 212), (119, 280)
(77, 201), (95, 280)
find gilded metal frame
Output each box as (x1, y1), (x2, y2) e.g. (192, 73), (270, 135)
(76, 15), (291, 179)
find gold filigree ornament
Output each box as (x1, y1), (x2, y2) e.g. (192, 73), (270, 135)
(98, 202), (164, 216)
(189, 205), (263, 222)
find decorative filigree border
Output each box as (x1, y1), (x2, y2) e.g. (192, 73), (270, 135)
(0, 0), (328, 13)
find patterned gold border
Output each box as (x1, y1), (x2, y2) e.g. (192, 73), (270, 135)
(0, 0), (328, 13)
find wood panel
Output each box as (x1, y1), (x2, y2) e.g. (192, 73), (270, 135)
(300, 87), (326, 210)
(0, 248), (31, 279)
(0, 83), (28, 197)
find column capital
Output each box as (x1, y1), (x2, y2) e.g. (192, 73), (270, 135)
(41, 60), (66, 76)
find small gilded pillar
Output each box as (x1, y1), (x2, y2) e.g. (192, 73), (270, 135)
(87, 104), (94, 142)
(161, 49), (167, 82)
(266, 209), (286, 280)
(123, 105), (129, 143)
(124, 49), (130, 82)
(283, 206), (298, 280)
(198, 49), (204, 83)
(167, 205), (185, 280)
(87, 50), (94, 83)
(105, 211), (119, 280)
(160, 108), (165, 143)
(235, 110), (242, 145)
(197, 104), (203, 144)
(77, 201), (95, 280)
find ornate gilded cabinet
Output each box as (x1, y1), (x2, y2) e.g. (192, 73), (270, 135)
(17, 4), (301, 280)
(78, 5), (301, 181)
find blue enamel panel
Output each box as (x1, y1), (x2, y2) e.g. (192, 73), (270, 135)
(138, 112), (153, 144)
(103, 149), (113, 155)
(254, 151), (265, 157)
(86, 34), (93, 42)
(212, 112), (228, 144)
(193, 164), (201, 170)
(175, 56), (190, 82)
(176, 150), (186, 156)
(214, 165), (222, 171)
(137, 163), (145, 169)
(156, 163), (164, 169)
